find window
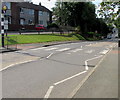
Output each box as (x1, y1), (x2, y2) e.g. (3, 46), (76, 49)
(20, 19), (25, 25)
(39, 11), (43, 16)
(47, 12), (49, 16)
(20, 8), (24, 13)
(28, 19), (33, 25)
(29, 9), (34, 15)
(39, 20), (43, 25)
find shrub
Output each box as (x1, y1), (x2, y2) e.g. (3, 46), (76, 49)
(47, 23), (59, 29)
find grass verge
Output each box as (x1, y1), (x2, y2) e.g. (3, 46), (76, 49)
(0, 33), (85, 46)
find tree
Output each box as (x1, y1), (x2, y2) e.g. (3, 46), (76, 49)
(52, 2), (97, 33)
(98, 2), (120, 26)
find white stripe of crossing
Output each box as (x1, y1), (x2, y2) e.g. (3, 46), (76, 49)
(45, 48), (57, 51)
(71, 49), (82, 52)
(85, 50), (93, 54)
(56, 48), (70, 51)
(31, 47), (47, 51)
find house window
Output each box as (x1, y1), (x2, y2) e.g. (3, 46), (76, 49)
(28, 19), (33, 25)
(39, 11), (43, 16)
(39, 20), (43, 25)
(47, 12), (49, 16)
(20, 19), (25, 25)
(29, 9), (34, 15)
(20, 8), (24, 13)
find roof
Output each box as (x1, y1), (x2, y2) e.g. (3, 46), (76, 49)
(16, 2), (52, 13)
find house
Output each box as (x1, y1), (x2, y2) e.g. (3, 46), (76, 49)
(2, 2), (52, 31)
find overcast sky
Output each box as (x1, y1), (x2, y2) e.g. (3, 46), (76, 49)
(31, 0), (102, 11)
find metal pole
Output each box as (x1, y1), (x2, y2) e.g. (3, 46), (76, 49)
(1, 10), (5, 47)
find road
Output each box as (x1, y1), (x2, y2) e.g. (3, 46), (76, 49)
(2, 39), (118, 98)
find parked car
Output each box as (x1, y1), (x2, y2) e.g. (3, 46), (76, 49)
(35, 25), (46, 30)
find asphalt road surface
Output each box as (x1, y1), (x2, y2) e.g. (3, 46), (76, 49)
(2, 39), (117, 98)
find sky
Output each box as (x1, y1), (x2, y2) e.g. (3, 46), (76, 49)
(31, 0), (102, 11)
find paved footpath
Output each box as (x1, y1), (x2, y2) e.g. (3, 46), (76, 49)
(73, 46), (119, 98)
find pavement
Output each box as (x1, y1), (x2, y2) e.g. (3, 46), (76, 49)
(73, 46), (118, 98)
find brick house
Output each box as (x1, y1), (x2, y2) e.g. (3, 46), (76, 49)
(2, 2), (52, 31)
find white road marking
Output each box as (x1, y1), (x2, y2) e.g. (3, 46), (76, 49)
(0, 59), (37, 72)
(100, 50), (109, 55)
(85, 61), (88, 70)
(45, 48), (57, 51)
(44, 86), (54, 98)
(44, 55), (104, 98)
(54, 71), (87, 86)
(86, 44), (92, 46)
(85, 55), (103, 71)
(68, 55), (107, 98)
(71, 49), (82, 53)
(46, 53), (54, 59)
(85, 50), (94, 54)
(66, 53), (71, 54)
(31, 47), (47, 51)
(56, 48), (70, 52)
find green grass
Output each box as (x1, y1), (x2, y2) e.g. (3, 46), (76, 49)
(0, 33), (85, 46)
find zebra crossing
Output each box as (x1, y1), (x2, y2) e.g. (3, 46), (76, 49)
(29, 43), (116, 55)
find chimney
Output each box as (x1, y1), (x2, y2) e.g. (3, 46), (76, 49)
(39, 2), (41, 6)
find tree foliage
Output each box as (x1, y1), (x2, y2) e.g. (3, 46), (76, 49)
(52, 2), (109, 36)
(98, 2), (120, 25)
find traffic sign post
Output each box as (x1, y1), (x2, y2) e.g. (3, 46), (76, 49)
(1, 5), (7, 47)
